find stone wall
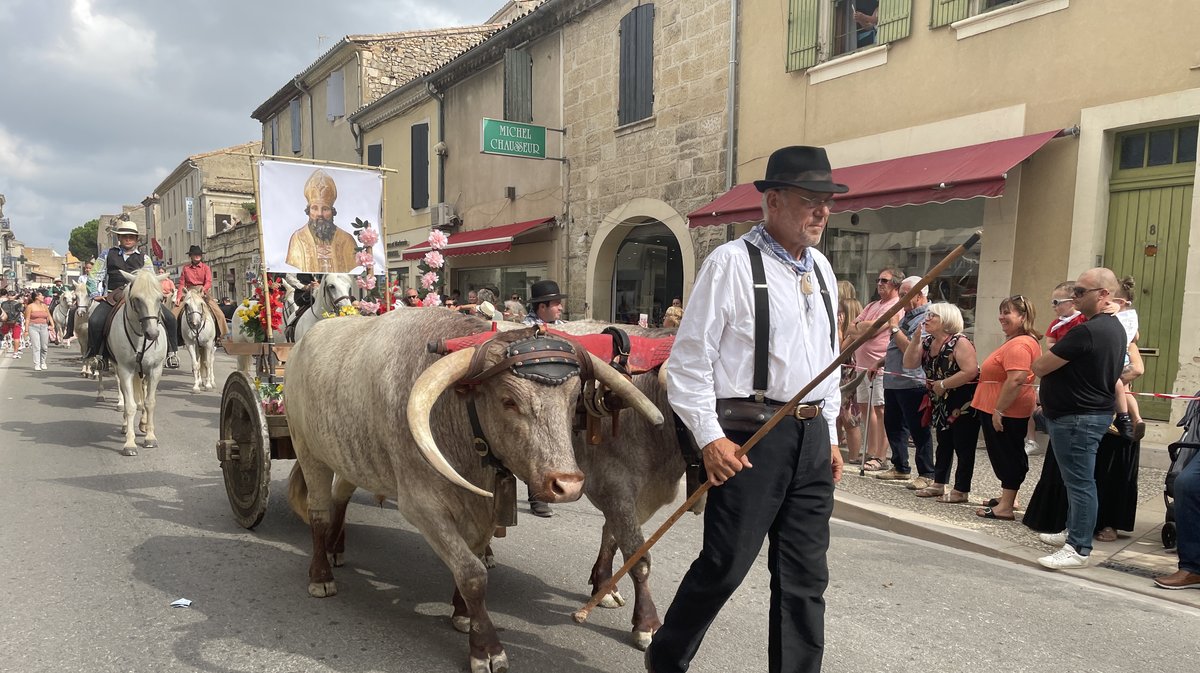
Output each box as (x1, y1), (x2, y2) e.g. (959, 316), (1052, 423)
(562, 0), (732, 314)
(360, 27), (500, 104)
(205, 223), (261, 302)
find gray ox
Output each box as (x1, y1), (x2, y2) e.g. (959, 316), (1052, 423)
(283, 309), (664, 673)
(557, 321), (696, 651)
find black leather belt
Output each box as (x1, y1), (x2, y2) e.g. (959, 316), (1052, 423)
(756, 397), (825, 420)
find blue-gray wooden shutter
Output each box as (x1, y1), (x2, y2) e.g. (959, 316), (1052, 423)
(411, 123), (429, 211)
(786, 0), (819, 72)
(930, 0), (970, 27)
(290, 99), (302, 153)
(618, 4), (654, 126)
(504, 48), (533, 123)
(367, 143), (382, 167)
(877, 0), (913, 43)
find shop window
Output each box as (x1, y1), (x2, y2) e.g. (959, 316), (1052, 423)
(455, 263), (548, 313)
(824, 210), (980, 334)
(612, 222), (682, 327)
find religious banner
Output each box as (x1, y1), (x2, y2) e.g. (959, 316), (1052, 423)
(258, 160), (385, 275)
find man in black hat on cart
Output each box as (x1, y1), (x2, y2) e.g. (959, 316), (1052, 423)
(521, 279), (567, 516)
(648, 147), (846, 673)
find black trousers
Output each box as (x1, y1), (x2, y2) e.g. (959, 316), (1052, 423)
(933, 409), (981, 493)
(649, 417), (833, 673)
(85, 301), (177, 359)
(977, 411), (1030, 491)
(883, 387), (935, 477)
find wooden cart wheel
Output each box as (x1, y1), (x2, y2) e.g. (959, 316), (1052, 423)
(218, 371), (272, 529)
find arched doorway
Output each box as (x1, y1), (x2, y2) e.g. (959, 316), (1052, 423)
(611, 222), (682, 326)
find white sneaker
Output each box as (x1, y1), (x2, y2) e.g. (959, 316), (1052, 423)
(1038, 544), (1089, 570)
(40, 363), (48, 370)
(1024, 439), (1044, 456)
(1039, 530), (1068, 546)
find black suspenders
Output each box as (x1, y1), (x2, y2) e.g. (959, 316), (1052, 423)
(744, 240), (836, 402)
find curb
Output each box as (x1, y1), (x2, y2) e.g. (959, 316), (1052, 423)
(832, 490), (1200, 611)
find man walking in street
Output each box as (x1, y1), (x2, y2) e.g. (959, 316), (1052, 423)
(875, 276), (934, 487)
(652, 146), (845, 673)
(1032, 267), (1127, 569)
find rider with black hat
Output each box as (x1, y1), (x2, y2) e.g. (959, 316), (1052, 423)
(520, 278), (567, 516)
(176, 244), (228, 342)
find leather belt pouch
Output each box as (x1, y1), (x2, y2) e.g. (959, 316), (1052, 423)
(716, 399), (820, 434)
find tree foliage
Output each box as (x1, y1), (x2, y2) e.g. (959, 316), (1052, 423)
(68, 219), (100, 262)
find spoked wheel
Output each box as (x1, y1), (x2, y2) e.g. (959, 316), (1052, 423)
(217, 371), (272, 529)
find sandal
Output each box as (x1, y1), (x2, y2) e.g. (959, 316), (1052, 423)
(936, 492), (968, 504)
(975, 507), (1015, 521)
(1095, 527), (1118, 542)
(915, 486), (945, 498)
(862, 458), (885, 471)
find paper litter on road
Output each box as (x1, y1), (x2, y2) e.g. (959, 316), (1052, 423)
(170, 598), (192, 608)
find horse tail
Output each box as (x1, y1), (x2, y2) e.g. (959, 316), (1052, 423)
(287, 462), (311, 524)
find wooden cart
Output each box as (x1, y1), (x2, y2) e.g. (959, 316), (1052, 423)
(215, 341), (294, 529)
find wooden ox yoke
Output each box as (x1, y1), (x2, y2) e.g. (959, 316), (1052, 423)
(430, 326), (675, 445)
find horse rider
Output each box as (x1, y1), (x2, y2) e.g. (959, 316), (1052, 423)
(84, 218), (181, 369)
(175, 245), (228, 343)
(64, 259), (100, 339)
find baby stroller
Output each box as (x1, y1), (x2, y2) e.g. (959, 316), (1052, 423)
(1163, 390), (1200, 549)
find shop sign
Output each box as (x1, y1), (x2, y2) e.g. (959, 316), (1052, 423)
(480, 118), (546, 160)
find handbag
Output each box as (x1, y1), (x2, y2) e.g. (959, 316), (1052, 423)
(918, 393), (932, 429)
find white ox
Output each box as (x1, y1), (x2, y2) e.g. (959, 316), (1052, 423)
(283, 309), (664, 673)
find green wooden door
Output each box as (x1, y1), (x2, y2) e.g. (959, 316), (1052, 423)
(1105, 123), (1197, 420)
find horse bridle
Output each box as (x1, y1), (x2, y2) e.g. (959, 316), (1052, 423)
(121, 299), (162, 378)
(324, 283), (354, 309)
(184, 301), (207, 344)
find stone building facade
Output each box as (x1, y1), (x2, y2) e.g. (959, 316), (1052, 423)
(562, 0), (733, 322)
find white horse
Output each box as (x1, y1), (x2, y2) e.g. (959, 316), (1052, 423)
(101, 268), (168, 456)
(180, 287), (217, 392)
(52, 291), (77, 347)
(72, 281), (98, 378)
(291, 273), (355, 343)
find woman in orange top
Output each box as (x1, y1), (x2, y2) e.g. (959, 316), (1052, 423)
(971, 295), (1041, 520)
(23, 290), (53, 371)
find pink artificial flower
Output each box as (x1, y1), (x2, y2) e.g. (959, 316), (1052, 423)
(427, 229), (449, 249)
(355, 277), (369, 289)
(422, 292), (442, 307)
(356, 275), (377, 290)
(423, 250), (444, 269)
(420, 271), (439, 289)
(358, 300), (380, 315)
(356, 251), (374, 267)
(358, 228), (379, 246)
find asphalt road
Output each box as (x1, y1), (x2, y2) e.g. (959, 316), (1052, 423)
(1, 345), (1197, 672)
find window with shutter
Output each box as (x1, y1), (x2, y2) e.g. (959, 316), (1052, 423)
(877, 0), (912, 44)
(930, 0), (970, 27)
(504, 48), (533, 123)
(290, 99), (302, 153)
(410, 124), (429, 211)
(270, 117), (279, 155)
(327, 69), (345, 120)
(617, 4), (654, 127)
(786, 0), (820, 71)
(367, 143), (382, 168)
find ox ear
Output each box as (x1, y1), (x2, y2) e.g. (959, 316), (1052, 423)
(407, 348), (493, 498)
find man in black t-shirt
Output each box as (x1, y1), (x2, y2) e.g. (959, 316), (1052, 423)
(1032, 267), (1127, 570)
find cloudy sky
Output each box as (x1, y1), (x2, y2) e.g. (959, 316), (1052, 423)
(0, 0), (495, 252)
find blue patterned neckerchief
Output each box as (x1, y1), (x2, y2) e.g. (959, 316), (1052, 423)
(749, 223), (817, 309)
(751, 223), (814, 275)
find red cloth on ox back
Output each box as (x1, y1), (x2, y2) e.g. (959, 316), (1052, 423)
(436, 326), (674, 375)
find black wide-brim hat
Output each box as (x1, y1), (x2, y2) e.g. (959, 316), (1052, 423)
(753, 146), (849, 194)
(528, 279), (566, 305)
(187, 245), (204, 256)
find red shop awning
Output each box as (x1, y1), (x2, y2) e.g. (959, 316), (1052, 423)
(687, 129), (1065, 228)
(402, 216), (556, 261)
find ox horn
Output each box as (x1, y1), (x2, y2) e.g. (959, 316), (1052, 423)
(407, 347), (492, 498)
(657, 357), (669, 390)
(588, 353), (665, 427)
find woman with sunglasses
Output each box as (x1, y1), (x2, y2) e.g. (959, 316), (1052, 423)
(970, 295), (1041, 520)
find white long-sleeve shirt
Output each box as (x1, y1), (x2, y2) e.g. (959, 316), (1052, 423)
(666, 231), (841, 448)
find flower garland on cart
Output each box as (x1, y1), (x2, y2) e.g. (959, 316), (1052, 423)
(416, 228), (450, 307)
